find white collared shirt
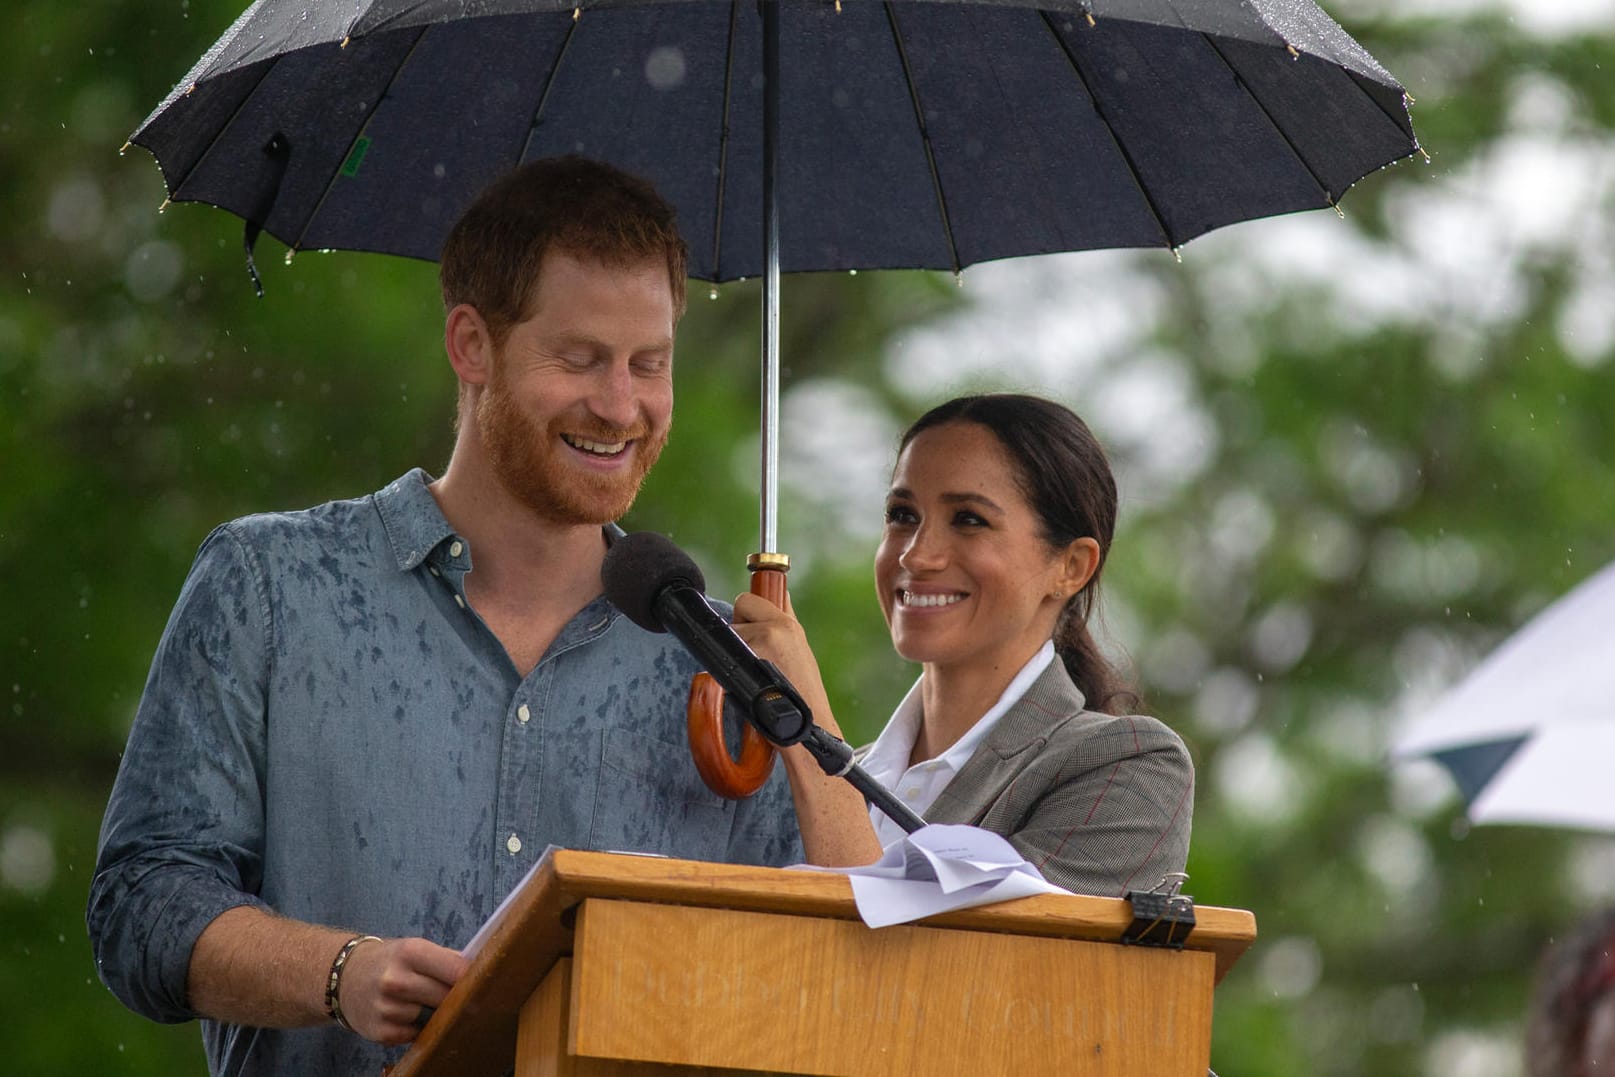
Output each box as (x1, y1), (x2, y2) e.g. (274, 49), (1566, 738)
(862, 640), (1056, 849)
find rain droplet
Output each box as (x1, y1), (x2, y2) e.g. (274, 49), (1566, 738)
(645, 46), (687, 91)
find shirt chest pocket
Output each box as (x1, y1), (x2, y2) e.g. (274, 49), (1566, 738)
(590, 728), (738, 861)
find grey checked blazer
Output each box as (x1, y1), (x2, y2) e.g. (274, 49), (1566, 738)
(916, 658), (1194, 898)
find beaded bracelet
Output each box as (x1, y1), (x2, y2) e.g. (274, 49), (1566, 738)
(324, 934), (382, 1032)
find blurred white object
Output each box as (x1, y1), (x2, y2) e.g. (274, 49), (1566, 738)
(1392, 560), (1615, 830)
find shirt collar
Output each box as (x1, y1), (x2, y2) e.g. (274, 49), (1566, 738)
(937, 640), (1055, 769)
(373, 468), (457, 572)
(861, 679), (925, 782)
(863, 639), (1057, 779)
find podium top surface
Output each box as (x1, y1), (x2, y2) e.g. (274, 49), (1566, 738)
(389, 849), (1256, 1077)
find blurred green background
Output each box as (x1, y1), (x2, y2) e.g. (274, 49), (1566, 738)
(4, 1), (1614, 1073)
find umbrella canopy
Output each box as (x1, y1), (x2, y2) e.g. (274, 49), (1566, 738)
(131, 0), (1419, 283)
(1392, 560), (1615, 832)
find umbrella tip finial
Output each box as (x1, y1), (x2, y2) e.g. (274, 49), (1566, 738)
(835, 0), (841, 11)
(1170, 246), (1183, 264)
(119, 140), (131, 156)
(1419, 144), (1432, 164)
(1286, 43), (1300, 60)
(953, 270), (963, 288)
(1086, 12), (1095, 27)
(1333, 202), (1346, 220)
(184, 82), (197, 97)
(157, 197), (170, 214)
(708, 285), (719, 300)
(284, 249), (298, 266)
(340, 35), (350, 48)
(573, 7), (581, 20)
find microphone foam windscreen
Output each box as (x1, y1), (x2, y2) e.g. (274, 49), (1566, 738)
(600, 530), (707, 633)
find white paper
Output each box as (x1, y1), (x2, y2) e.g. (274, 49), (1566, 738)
(459, 846), (674, 958)
(459, 847), (556, 959)
(794, 824), (1069, 928)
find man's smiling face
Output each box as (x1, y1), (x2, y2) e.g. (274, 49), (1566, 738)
(477, 248), (676, 525)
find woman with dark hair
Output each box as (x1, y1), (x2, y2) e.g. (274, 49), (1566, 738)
(1526, 907), (1615, 1077)
(735, 393), (1193, 896)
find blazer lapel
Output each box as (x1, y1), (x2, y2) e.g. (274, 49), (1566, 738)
(924, 660), (1087, 825)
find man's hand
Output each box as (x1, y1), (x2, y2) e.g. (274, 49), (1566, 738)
(187, 906), (468, 1042)
(333, 936), (469, 1044)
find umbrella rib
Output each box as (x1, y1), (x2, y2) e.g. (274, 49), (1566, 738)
(159, 59), (285, 199)
(291, 26), (432, 253)
(517, 12), (582, 165)
(709, 0), (741, 280)
(1233, 0), (1417, 145)
(1037, 11), (1174, 249)
(1198, 33), (1336, 205)
(1348, 69), (1421, 145)
(883, 2), (961, 275)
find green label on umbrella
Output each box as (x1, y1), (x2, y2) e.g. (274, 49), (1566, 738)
(340, 137), (372, 178)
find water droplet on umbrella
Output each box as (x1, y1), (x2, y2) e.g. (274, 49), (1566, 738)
(645, 46), (687, 91)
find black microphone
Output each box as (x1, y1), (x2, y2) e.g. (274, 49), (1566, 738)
(601, 531), (812, 747)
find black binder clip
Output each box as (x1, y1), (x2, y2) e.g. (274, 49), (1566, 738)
(1122, 872), (1196, 949)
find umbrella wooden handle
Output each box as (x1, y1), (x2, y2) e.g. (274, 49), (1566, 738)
(686, 556), (786, 798)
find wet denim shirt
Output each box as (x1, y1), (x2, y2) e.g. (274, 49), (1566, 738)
(87, 469), (803, 1077)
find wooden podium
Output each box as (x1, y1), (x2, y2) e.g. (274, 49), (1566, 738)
(388, 850), (1255, 1077)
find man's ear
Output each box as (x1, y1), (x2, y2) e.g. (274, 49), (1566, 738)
(445, 304), (495, 387)
(1055, 537), (1102, 599)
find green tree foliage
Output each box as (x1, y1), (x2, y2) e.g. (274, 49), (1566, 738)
(3, 1), (1612, 1073)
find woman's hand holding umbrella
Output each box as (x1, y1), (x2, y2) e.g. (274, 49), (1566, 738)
(732, 592), (884, 868)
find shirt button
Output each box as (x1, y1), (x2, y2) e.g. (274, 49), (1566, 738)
(449, 540), (464, 558)
(454, 594), (466, 609)
(506, 834), (522, 855)
(517, 704), (531, 724)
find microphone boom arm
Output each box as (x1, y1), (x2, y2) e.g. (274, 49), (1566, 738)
(602, 531), (926, 836)
(800, 728), (926, 835)
(654, 582), (812, 747)
(656, 584), (923, 833)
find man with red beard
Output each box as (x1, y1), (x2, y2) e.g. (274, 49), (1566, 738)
(88, 157), (803, 1077)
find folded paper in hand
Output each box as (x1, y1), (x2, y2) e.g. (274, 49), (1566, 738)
(796, 824), (1069, 928)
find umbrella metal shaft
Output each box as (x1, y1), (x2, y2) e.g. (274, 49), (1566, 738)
(760, 0), (781, 556)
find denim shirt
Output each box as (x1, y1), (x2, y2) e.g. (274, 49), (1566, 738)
(87, 470), (802, 1077)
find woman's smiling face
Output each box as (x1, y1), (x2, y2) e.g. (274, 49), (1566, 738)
(875, 420), (1081, 678)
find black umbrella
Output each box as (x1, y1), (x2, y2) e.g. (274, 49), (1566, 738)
(130, 0), (1417, 550)
(136, 0), (1416, 276)
(128, 0), (1419, 794)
